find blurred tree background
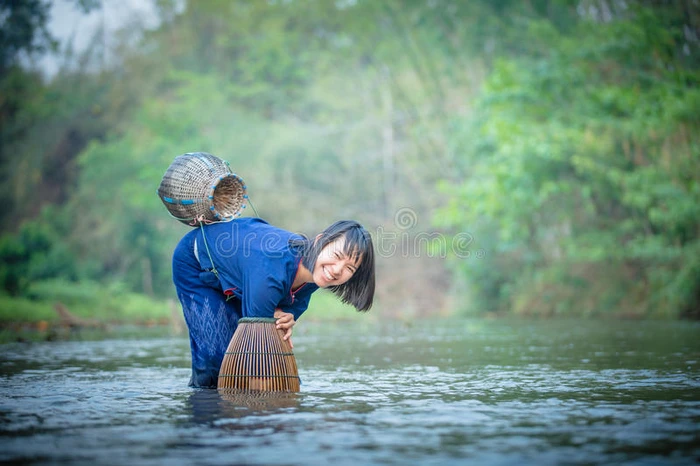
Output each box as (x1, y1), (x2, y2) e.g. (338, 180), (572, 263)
(0, 0), (698, 323)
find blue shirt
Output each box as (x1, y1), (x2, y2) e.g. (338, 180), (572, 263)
(192, 217), (319, 320)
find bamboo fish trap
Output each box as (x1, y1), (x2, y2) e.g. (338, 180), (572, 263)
(217, 317), (301, 392)
(157, 152), (247, 226)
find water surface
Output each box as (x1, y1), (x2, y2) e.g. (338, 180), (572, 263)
(1, 319), (698, 465)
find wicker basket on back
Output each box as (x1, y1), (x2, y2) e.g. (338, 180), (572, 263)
(157, 152), (247, 226)
(218, 318), (301, 392)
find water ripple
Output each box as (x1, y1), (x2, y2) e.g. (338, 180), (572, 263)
(1, 320), (699, 465)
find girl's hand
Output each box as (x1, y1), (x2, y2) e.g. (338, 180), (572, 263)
(273, 309), (296, 348)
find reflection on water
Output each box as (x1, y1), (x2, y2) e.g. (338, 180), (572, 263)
(188, 389), (300, 424)
(0, 319), (699, 465)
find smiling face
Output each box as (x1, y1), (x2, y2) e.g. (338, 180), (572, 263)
(311, 236), (362, 288)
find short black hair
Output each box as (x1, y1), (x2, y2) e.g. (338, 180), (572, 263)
(291, 220), (375, 311)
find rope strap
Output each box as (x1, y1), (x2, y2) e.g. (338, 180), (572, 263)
(238, 317), (277, 323)
(198, 221), (220, 280)
(218, 374), (301, 379)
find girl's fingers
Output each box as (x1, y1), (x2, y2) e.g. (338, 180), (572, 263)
(275, 314), (295, 329)
(276, 320), (294, 329)
(282, 330), (293, 348)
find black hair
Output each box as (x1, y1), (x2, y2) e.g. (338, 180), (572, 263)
(290, 220), (375, 311)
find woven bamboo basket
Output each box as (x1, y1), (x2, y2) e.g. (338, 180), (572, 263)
(157, 152), (247, 226)
(217, 317), (300, 392)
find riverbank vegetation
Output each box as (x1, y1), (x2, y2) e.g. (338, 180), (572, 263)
(1, 0), (698, 326)
(0, 280), (364, 343)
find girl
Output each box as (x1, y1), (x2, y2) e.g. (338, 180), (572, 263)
(172, 217), (376, 388)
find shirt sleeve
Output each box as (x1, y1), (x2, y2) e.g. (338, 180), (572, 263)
(277, 285), (317, 321)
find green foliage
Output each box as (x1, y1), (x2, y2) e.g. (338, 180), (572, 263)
(18, 279), (172, 322)
(1, 0), (699, 322)
(437, 2), (700, 318)
(303, 289), (372, 322)
(0, 206), (78, 296)
(0, 0), (55, 70)
(0, 293), (55, 322)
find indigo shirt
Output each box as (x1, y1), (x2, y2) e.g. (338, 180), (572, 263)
(191, 217), (318, 319)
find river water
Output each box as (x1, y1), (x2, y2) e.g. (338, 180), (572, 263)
(1, 319), (698, 465)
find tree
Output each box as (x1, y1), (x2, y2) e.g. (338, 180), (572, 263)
(437, 1), (700, 317)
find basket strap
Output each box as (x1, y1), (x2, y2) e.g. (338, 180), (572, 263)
(198, 221), (224, 290)
(218, 374), (300, 380)
(238, 317), (277, 323)
(247, 196), (260, 217)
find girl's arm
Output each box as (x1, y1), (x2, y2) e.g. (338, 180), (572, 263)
(274, 287), (317, 348)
